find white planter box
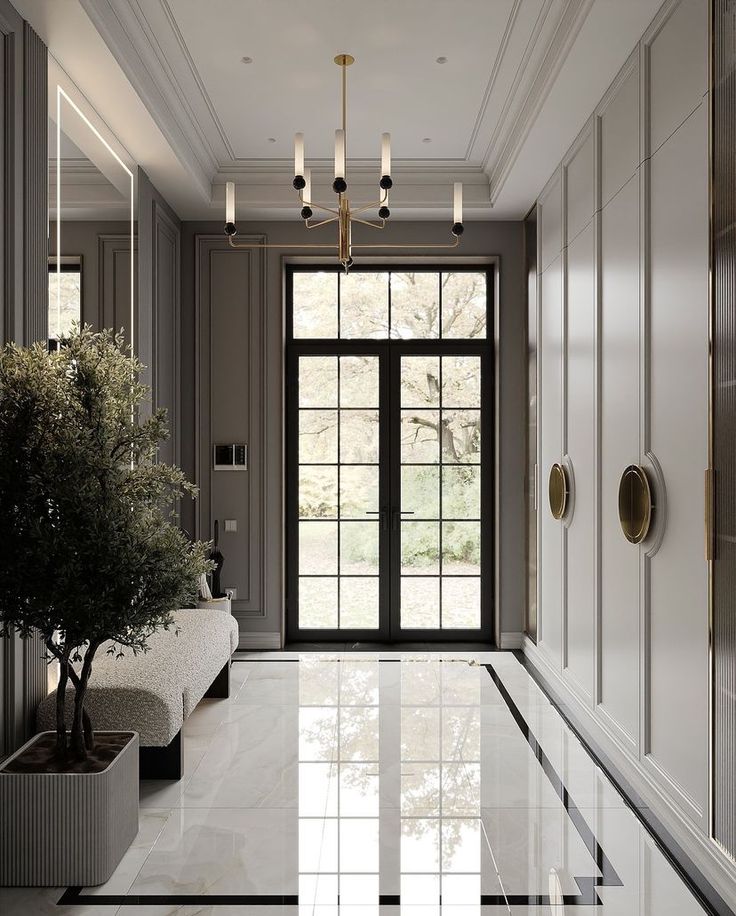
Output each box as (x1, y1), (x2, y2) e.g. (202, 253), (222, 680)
(0, 730), (139, 886)
(197, 597), (232, 613)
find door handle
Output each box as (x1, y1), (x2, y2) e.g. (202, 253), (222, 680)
(366, 509), (389, 530)
(392, 509), (415, 530)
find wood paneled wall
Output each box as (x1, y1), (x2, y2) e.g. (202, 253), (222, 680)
(528, 0), (733, 902)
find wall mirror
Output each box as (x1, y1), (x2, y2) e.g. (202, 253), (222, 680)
(48, 74), (135, 350)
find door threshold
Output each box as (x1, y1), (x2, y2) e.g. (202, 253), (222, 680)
(284, 641), (498, 652)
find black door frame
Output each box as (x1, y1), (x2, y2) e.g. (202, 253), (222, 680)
(285, 264), (495, 644)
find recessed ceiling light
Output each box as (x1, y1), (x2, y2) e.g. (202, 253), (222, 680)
(422, 137), (432, 143)
(241, 56), (253, 64)
(436, 56), (448, 64)
(267, 137), (276, 143)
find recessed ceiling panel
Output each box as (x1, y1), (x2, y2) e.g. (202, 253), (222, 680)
(167, 0), (514, 161)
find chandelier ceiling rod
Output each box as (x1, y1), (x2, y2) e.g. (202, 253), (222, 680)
(223, 54), (465, 269)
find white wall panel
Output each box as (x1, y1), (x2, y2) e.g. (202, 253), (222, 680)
(565, 128), (594, 244)
(539, 170), (563, 272)
(648, 0), (708, 154)
(646, 101), (709, 820)
(600, 59), (640, 209)
(539, 255), (563, 667)
(565, 223), (596, 699)
(599, 175), (640, 745)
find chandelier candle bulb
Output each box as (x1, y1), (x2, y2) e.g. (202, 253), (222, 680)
(303, 168), (311, 203)
(381, 132), (391, 177)
(454, 182), (463, 225)
(294, 133), (305, 177)
(224, 181), (236, 234)
(335, 129), (346, 179)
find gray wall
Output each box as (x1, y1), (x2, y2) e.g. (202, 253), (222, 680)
(0, 0), (47, 757)
(137, 168), (181, 461)
(179, 219), (526, 649)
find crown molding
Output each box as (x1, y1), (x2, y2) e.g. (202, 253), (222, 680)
(79, 0), (213, 199)
(484, 0), (595, 204)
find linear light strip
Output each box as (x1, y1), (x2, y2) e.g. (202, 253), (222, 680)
(56, 86), (135, 354)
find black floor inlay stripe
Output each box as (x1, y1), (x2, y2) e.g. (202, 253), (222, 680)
(60, 659), (625, 908)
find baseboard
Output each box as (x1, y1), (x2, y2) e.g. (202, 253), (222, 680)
(499, 631), (524, 649)
(522, 637), (736, 916)
(238, 631), (282, 650)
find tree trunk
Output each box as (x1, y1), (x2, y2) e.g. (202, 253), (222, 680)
(70, 643), (97, 760)
(67, 666), (95, 751)
(55, 658), (69, 760)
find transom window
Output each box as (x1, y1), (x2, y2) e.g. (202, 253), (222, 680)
(290, 270), (488, 340)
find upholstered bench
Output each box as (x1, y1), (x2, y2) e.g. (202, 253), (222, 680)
(37, 608), (239, 780)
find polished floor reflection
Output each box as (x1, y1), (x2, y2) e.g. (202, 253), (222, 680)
(0, 652), (709, 915)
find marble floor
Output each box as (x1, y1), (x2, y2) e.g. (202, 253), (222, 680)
(0, 652), (710, 915)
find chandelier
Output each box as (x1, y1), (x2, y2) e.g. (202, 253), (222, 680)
(223, 54), (464, 270)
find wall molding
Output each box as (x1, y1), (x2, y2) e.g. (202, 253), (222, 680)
(194, 235), (267, 620)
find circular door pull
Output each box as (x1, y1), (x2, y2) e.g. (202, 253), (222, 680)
(618, 465), (653, 544)
(548, 463), (569, 520)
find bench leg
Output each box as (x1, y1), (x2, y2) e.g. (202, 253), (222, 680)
(204, 660), (231, 699)
(139, 730), (183, 780)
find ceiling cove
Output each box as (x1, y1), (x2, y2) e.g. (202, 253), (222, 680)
(78, 0), (603, 216)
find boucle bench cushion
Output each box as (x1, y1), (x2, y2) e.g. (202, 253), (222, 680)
(37, 609), (239, 747)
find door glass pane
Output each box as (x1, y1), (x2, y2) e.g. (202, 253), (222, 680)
(299, 521), (338, 574)
(297, 354), (380, 631)
(340, 466), (379, 518)
(340, 356), (379, 407)
(441, 272), (487, 338)
(399, 355), (482, 631)
(299, 466), (338, 518)
(401, 466), (439, 519)
(401, 410), (440, 463)
(401, 577), (440, 629)
(401, 521), (440, 575)
(391, 272), (440, 339)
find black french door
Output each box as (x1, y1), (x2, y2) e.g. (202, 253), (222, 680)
(285, 266), (494, 643)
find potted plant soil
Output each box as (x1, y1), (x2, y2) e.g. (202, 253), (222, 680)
(0, 327), (209, 886)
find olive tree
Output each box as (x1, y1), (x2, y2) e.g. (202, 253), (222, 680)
(0, 327), (210, 762)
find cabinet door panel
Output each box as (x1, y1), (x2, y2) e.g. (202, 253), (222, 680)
(539, 257), (563, 666)
(647, 102), (708, 818)
(599, 175), (640, 744)
(540, 172), (563, 273)
(565, 223), (596, 698)
(566, 131), (594, 244)
(648, 0), (708, 154)
(600, 62), (639, 208)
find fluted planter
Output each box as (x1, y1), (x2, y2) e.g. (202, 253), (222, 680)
(0, 731), (139, 886)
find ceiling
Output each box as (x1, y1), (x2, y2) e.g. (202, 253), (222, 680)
(16, 0), (665, 220)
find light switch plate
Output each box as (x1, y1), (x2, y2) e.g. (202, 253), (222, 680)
(224, 519), (237, 533)
(225, 587), (237, 600)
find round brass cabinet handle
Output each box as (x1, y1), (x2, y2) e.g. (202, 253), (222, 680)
(548, 463), (569, 520)
(618, 465), (653, 544)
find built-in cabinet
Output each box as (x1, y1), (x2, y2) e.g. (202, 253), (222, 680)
(531, 0), (729, 899)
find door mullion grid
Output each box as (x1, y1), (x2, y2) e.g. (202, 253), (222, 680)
(337, 356), (342, 630)
(439, 354), (444, 630)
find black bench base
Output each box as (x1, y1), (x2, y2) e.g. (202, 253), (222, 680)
(140, 730), (183, 780)
(139, 659), (231, 780)
(204, 660), (231, 699)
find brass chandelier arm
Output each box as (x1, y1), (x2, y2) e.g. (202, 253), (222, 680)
(227, 237), (338, 250)
(352, 235), (461, 251)
(351, 216), (387, 230)
(349, 191), (390, 216)
(299, 193), (340, 217)
(304, 215), (340, 230)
